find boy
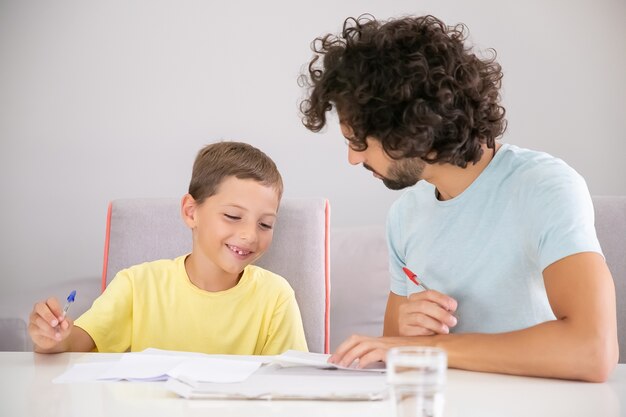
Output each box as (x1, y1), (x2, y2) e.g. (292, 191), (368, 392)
(28, 141), (308, 355)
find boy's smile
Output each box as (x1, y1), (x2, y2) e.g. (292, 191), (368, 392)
(226, 244), (253, 257)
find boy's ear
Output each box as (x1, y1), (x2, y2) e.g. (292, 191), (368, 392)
(180, 194), (198, 229)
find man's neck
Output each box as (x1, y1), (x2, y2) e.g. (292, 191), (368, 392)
(424, 143), (501, 201)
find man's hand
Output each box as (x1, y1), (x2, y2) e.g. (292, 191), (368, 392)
(398, 290), (458, 336)
(328, 334), (417, 369)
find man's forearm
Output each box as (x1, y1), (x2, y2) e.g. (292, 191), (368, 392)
(422, 318), (618, 382)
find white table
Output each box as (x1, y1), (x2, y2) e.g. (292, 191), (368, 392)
(0, 352), (624, 417)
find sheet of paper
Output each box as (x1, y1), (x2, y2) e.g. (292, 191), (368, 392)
(54, 351), (264, 384)
(97, 353), (185, 381)
(167, 358), (261, 383)
(52, 362), (112, 383)
(275, 350), (386, 372)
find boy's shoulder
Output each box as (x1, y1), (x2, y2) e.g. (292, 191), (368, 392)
(245, 264), (294, 292)
(117, 256), (186, 281)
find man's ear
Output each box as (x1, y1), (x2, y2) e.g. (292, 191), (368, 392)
(180, 194), (198, 229)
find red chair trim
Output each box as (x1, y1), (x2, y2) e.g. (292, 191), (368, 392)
(324, 199), (331, 354)
(101, 202), (113, 293)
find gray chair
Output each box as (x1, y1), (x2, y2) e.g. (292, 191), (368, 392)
(0, 318), (28, 351)
(593, 196), (626, 363)
(102, 198), (330, 353)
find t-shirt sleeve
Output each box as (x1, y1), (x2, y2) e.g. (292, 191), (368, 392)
(73, 270), (134, 352)
(526, 166), (603, 271)
(387, 201), (408, 296)
(261, 287), (309, 355)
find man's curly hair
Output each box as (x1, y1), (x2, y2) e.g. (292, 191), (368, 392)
(299, 14), (506, 167)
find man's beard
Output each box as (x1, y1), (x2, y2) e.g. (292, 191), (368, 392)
(364, 159), (424, 190)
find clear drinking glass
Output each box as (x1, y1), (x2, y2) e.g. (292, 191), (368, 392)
(387, 346), (447, 417)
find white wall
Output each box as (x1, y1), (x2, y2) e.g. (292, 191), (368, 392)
(1, 0), (625, 298)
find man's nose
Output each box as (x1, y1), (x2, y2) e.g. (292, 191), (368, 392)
(347, 147), (364, 166)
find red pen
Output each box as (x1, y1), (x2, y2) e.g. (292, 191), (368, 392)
(402, 267), (430, 291)
(403, 266), (459, 319)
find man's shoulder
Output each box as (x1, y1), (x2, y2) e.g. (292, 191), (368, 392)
(497, 144), (584, 192)
(500, 144), (578, 177)
(496, 145), (592, 222)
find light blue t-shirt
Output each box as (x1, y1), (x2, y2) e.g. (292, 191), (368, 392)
(387, 143), (602, 334)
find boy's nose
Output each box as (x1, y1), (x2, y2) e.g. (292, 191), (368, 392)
(239, 225), (258, 243)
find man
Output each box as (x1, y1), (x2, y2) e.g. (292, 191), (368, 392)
(299, 14), (618, 381)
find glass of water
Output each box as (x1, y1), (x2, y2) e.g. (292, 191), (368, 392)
(386, 346), (447, 417)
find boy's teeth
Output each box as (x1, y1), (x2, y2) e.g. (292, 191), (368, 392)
(228, 245), (250, 255)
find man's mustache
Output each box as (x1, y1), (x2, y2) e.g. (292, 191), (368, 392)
(363, 163), (382, 177)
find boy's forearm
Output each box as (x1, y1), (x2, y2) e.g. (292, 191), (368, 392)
(33, 337), (72, 353)
(66, 326), (97, 352)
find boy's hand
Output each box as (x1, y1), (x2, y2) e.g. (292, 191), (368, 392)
(398, 290), (458, 336)
(28, 297), (73, 351)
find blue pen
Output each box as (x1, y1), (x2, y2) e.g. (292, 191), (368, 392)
(61, 290), (77, 319)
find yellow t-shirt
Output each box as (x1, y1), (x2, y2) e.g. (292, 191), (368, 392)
(74, 256), (308, 354)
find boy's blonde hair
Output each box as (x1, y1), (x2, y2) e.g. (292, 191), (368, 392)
(188, 141), (283, 204)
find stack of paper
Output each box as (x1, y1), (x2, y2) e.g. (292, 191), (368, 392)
(53, 349), (389, 400)
(166, 365), (389, 400)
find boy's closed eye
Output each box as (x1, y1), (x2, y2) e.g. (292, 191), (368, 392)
(259, 222), (273, 230)
(224, 213), (273, 230)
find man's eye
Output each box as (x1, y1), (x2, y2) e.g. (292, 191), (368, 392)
(344, 138), (362, 151)
(224, 214), (240, 220)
